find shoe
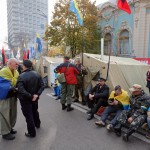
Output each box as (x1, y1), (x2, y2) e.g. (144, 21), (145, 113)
(115, 130), (121, 136)
(145, 130), (150, 139)
(35, 125), (40, 129)
(114, 124), (122, 136)
(55, 97), (60, 100)
(82, 101), (86, 105)
(62, 104), (67, 110)
(67, 104), (74, 112)
(86, 110), (92, 114)
(10, 129), (17, 134)
(25, 132), (35, 138)
(87, 114), (94, 120)
(73, 99), (79, 102)
(106, 124), (113, 131)
(2, 133), (15, 140)
(53, 94), (57, 97)
(123, 133), (128, 142)
(95, 120), (105, 126)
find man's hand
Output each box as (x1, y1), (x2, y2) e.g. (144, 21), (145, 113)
(81, 66), (85, 70)
(108, 100), (118, 105)
(89, 94), (94, 100)
(32, 94), (38, 101)
(128, 117), (133, 123)
(113, 100), (118, 105)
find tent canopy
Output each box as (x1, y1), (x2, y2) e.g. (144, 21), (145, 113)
(83, 53), (149, 94)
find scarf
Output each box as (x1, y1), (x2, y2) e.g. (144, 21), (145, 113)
(0, 67), (19, 86)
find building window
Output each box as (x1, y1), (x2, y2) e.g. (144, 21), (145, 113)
(104, 33), (111, 55)
(119, 29), (130, 55)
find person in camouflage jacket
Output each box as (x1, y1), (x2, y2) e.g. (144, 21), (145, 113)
(114, 84), (150, 141)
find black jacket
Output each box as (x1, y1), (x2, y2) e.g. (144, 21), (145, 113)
(89, 84), (109, 100)
(17, 69), (44, 101)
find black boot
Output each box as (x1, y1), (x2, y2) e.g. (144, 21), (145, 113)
(2, 133), (15, 140)
(123, 129), (135, 142)
(114, 123), (122, 136)
(67, 104), (74, 112)
(82, 100), (86, 105)
(62, 104), (67, 110)
(87, 114), (94, 120)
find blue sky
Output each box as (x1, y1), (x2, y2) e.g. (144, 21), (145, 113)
(0, 0), (109, 48)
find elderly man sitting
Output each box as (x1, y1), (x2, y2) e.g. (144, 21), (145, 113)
(114, 84), (150, 141)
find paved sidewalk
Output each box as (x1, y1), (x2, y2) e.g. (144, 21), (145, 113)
(72, 102), (150, 144)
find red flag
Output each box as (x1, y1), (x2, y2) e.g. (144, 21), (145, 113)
(117, 0), (131, 14)
(23, 51), (27, 60)
(27, 50), (30, 59)
(1, 47), (7, 65)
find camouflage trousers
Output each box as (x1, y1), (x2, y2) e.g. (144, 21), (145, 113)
(117, 109), (146, 131)
(60, 83), (75, 105)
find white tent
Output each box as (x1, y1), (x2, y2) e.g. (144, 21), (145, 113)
(35, 56), (63, 87)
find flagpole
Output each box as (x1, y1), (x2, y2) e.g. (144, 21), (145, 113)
(106, 8), (116, 80)
(81, 0), (85, 104)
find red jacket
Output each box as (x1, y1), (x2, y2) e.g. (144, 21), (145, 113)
(55, 61), (79, 84)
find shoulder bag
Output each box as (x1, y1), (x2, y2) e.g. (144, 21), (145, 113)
(57, 63), (70, 84)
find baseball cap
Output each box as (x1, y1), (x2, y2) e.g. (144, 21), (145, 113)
(97, 77), (106, 82)
(129, 84), (142, 92)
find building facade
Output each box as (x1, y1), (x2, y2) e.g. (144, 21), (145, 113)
(7, 0), (48, 50)
(98, 0), (150, 58)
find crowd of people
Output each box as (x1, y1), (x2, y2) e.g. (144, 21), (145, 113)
(1, 56), (150, 143)
(54, 56), (150, 142)
(0, 58), (44, 140)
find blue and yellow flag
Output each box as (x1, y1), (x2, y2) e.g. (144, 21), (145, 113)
(69, 0), (83, 26)
(0, 67), (19, 100)
(36, 33), (42, 53)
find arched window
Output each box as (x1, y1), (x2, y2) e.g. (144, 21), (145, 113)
(104, 33), (111, 55)
(119, 29), (130, 55)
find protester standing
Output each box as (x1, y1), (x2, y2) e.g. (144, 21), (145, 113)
(0, 58), (19, 140)
(17, 59), (44, 138)
(146, 68), (150, 93)
(74, 57), (87, 105)
(54, 56), (79, 111)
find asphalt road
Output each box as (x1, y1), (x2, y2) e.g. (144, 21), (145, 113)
(0, 88), (150, 150)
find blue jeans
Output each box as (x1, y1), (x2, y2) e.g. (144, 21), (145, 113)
(101, 106), (122, 126)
